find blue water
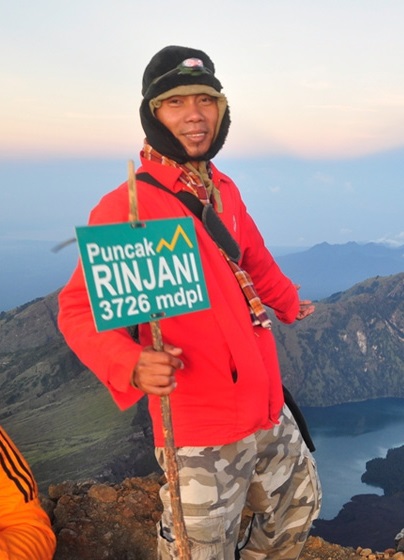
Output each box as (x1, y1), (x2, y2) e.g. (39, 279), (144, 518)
(301, 398), (404, 520)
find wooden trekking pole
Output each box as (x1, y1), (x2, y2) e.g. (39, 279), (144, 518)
(128, 161), (191, 560)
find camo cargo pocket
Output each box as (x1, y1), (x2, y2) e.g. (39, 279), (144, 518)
(157, 509), (226, 559)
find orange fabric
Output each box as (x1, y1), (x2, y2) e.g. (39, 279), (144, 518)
(0, 427), (56, 560)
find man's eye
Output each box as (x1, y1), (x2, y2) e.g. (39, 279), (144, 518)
(200, 96), (214, 104)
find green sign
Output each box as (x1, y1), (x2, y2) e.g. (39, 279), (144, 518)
(76, 217), (210, 332)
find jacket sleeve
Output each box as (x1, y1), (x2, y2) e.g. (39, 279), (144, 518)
(58, 188), (145, 410)
(0, 500), (56, 560)
(0, 428), (56, 560)
(238, 207), (299, 324)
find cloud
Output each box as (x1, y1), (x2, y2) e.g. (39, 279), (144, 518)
(66, 112), (130, 120)
(312, 172), (335, 185)
(374, 232), (404, 247)
(307, 104), (377, 113)
(366, 93), (404, 109)
(300, 79), (331, 91)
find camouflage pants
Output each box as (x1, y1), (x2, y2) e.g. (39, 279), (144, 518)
(155, 405), (322, 560)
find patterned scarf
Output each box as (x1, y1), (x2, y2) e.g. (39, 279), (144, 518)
(142, 141), (272, 329)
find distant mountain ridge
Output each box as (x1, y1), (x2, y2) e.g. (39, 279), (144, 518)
(1, 273), (403, 552)
(0, 291), (137, 489)
(272, 272), (404, 405)
(1, 240), (403, 311)
(276, 241), (404, 300)
(1, 272), (403, 490)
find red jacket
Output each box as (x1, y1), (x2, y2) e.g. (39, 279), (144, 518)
(58, 156), (299, 447)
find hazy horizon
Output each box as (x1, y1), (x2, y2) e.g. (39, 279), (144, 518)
(2, 148), (403, 247)
(2, 1), (404, 309)
(3, 1), (404, 160)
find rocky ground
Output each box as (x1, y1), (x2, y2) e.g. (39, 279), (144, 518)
(40, 475), (404, 560)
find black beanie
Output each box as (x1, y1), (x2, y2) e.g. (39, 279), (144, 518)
(139, 45), (231, 163)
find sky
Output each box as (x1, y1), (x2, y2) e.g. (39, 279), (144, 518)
(1, 0), (404, 250)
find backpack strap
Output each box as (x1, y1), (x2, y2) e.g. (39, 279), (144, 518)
(136, 172), (241, 263)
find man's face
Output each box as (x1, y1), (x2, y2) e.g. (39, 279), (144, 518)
(155, 94), (219, 161)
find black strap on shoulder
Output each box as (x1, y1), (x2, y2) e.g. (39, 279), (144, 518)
(283, 386), (315, 452)
(136, 171), (241, 263)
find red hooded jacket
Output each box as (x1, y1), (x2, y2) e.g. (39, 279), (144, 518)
(58, 156), (299, 447)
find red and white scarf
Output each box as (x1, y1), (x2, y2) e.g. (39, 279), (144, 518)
(142, 142), (272, 329)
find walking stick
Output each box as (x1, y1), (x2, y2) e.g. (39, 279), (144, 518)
(128, 161), (191, 559)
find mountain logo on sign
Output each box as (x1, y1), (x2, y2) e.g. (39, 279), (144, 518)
(156, 225), (194, 253)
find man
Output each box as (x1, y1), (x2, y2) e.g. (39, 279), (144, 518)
(58, 45), (321, 559)
(0, 426), (56, 559)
